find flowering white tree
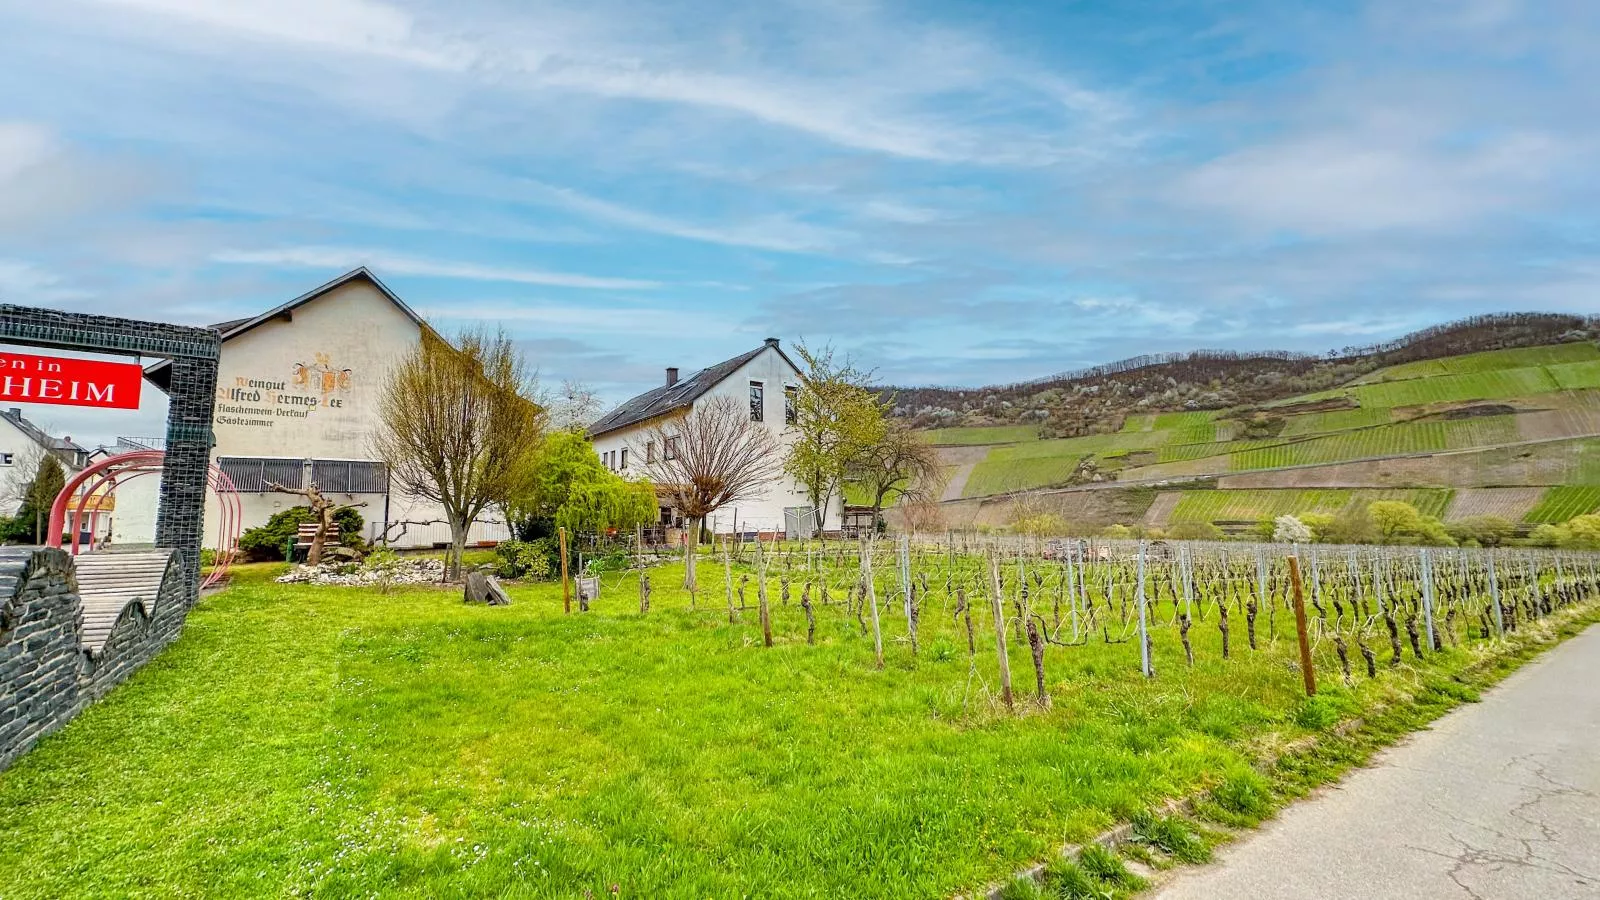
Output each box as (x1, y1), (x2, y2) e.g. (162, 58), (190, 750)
(1273, 514), (1313, 544)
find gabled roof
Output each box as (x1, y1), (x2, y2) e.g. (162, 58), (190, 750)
(588, 339), (796, 438)
(0, 407), (87, 461)
(144, 267), (430, 391)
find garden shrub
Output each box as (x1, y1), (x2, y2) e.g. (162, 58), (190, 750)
(237, 506), (364, 561)
(1167, 521), (1223, 541)
(583, 546), (632, 574)
(494, 539), (556, 580)
(362, 547), (406, 593)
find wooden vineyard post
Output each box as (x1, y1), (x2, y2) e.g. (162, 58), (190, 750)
(1487, 552), (1505, 638)
(1065, 542), (1080, 642)
(863, 539), (884, 669)
(989, 556), (1014, 710)
(1419, 548), (1437, 652)
(559, 526), (571, 614)
(636, 525), (648, 614)
(1136, 541), (1152, 679)
(757, 536), (773, 647)
(723, 538), (737, 624)
(900, 534), (917, 655)
(1288, 554), (1316, 697)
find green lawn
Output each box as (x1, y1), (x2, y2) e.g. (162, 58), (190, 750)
(5, 559), (1582, 899)
(1168, 489), (1453, 524)
(963, 432), (1173, 495)
(1354, 342), (1600, 384)
(925, 425), (1040, 445)
(1279, 407), (1393, 437)
(1346, 367), (1559, 409)
(1546, 359), (1600, 391)
(1524, 486), (1600, 523)
(1229, 417), (1520, 471)
(962, 454), (1084, 496)
(1151, 411), (1218, 443)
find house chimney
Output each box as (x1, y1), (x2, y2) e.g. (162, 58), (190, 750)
(7, 408), (18, 417)
(666, 367), (679, 387)
(764, 337), (780, 348)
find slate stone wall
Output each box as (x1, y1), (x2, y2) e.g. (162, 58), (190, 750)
(0, 303), (221, 612)
(0, 547), (186, 771)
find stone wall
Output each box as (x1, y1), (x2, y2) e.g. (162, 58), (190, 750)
(0, 546), (187, 771)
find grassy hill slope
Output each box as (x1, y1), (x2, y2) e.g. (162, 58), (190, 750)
(925, 340), (1600, 532)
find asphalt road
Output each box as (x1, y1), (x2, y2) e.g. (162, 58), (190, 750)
(1152, 624), (1600, 900)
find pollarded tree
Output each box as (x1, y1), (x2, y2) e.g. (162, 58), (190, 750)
(264, 480), (366, 565)
(642, 395), (781, 595)
(784, 342), (886, 529)
(373, 328), (545, 581)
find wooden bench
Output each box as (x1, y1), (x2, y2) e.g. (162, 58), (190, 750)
(293, 522), (341, 561)
(74, 551), (175, 656)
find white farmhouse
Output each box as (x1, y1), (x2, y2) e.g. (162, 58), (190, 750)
(121, 268), (510, 550)
(0, 407), (89, 514)
(588, 338), (840, 538)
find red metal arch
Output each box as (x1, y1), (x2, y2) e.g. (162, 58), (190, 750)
(48, 450), (243, 588)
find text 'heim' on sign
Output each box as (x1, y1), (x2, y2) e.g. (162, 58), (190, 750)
(0, 351), (143, 410)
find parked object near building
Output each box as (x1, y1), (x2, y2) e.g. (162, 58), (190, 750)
(588, 338), (839, 539)
(125, 268), (509, 550)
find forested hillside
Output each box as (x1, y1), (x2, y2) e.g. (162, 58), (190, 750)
(890, 312), (1594, 438)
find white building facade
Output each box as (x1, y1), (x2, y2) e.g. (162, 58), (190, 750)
(0, 409), (88, 515)
(120, 268), (509, 550)
(588, 339), (841, 538)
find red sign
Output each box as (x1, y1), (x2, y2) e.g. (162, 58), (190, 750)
(0, 351), (143, 410)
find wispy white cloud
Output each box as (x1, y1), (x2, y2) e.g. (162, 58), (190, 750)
(88, 0), (469, 68)
(421, 300), (731, 338)
(0, 259), (92, 303)
(1177, 125), (1571, 234)
(0, 122), (55, 180)
(522, 181), (850, 253)
(0, 120), (153, 235)
(1289, 316), (1421, 337)
(213, 246), (660, 289)
(74, 0), (1131, 165)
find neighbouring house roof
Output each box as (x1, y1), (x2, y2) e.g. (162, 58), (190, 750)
(0, 407), (88, 466)
(588, 340), (798, 439)
(143, 267), (431, 391)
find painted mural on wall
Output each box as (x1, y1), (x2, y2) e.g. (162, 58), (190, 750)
(215, 352), (353, 428)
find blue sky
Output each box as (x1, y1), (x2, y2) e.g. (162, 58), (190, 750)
(2, 0), (1598, 442)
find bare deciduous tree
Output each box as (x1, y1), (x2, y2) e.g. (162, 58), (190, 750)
(897, 497), (947, 535)
(849, 421), (945, 526)
(373, 329), (545, 581)
(642, 395), (780, 597)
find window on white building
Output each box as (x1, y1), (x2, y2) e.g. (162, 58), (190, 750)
(0, 453), (12, 466)
(749, 381), (764, 422)
(620, 448), (628, 469)
(784, 385), (797, 425)
(665, 436), (679, 460)
(646, 440), (655, 464)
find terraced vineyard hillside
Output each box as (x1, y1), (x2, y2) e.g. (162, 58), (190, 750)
(926, 341), (1600, 533)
